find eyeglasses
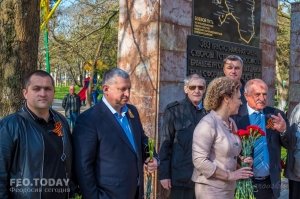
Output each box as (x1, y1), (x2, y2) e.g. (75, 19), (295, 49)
(188, 85), (205, 91)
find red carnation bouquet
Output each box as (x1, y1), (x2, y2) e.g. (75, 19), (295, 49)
(235, 125), (265, 199)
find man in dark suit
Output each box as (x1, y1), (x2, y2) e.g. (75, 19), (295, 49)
(223, 54), (246, 123)
(73, 67), (159, 199)
(237, 79), (290, 199)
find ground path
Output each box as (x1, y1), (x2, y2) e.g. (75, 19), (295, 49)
(52, 99), (88, 115)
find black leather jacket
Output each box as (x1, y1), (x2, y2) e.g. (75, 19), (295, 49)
(159, 97), (207, 188)
(0, 107), (73, 199)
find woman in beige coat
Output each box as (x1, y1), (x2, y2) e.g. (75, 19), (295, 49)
(192, 77), (253, 199)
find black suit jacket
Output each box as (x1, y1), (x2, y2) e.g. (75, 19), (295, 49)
(237, 105), (289, 198)
(159, 97), (207, 188)
(73, 100), (150, 199)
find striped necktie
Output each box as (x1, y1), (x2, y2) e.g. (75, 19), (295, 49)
(252, 112), (269, 176)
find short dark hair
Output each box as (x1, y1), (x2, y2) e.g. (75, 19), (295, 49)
(23, 70), (55, 89)
(223, 55), (244, 67)
(102, 67), (129, 86)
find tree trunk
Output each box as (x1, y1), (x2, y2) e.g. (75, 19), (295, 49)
(0, 0), (40, 117)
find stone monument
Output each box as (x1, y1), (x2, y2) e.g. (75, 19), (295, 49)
(288, 2), (300, 115)
(118, 0), (278, 198)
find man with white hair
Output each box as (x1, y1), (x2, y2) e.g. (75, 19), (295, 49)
(159, 73), (207, 199)
(237, 78), (290, 199)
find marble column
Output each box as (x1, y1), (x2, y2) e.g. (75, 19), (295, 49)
(118, 1), (192, 198)
(260, 0), (278, 106)
(118, 0), (192, 143)
(288, 2), (300, 115)
(118, 0), (278, 198)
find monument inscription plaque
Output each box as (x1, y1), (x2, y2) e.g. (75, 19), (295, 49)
(187, 35), (262, 82)
(188, 0), (262, 82)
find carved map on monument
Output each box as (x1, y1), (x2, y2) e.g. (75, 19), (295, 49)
(193, 0), (261, 47)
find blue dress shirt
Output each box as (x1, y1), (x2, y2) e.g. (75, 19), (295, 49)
(102, 97), (136, 152)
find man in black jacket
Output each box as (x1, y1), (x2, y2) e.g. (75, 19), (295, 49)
(62, 85), (81, 130)
(159, 74), (207, 199)
(0, 70), (73, 199)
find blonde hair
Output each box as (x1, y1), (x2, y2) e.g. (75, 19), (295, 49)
(204, 77), (240, 111)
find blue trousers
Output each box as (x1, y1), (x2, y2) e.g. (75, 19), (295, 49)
(67, 111), (79, 129)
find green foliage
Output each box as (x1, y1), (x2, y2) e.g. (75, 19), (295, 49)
(275, 3), (291, 111)
(148, 138), (155, 160)
(281, 147), (287, 178)
(281, 147), (287, 159)
(74, 193), (82, 199)
(39, 0), (119, 86)
(277, 5), (290, 79)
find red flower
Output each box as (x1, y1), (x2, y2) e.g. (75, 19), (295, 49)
(246, 125), (260, 131)
(237, 129), (249, 137)
(235, 125), (266, 199)
(246, 125), (265, 136)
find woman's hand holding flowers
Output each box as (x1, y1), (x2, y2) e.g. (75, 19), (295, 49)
(228, 167), (253, 181)
(240, 156), (253, 167)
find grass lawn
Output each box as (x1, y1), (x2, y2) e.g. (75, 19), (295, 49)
(55, 86), (103, 102)
(55, 86), (81, 100)
(281, 147), (287, 159)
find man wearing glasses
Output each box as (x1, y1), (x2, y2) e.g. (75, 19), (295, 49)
(159, 74), (207, 199)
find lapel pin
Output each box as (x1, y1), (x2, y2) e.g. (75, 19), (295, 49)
(128, 109), (135, 118)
